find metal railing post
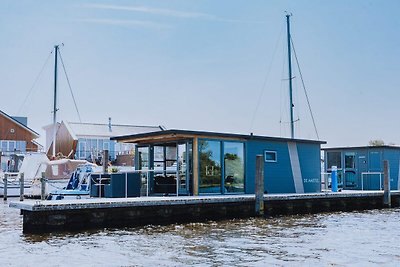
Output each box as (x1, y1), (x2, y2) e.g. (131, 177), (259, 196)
(99, 174), (102, 198)
(361, 173), (364, 191)
(3, 173), (8, 201)
(125, 172), (128, 198)
(40, 172), (46, 200)
(146, 171), (149, 197)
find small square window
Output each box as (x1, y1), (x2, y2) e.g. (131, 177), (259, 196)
(264, 150), (277, 162)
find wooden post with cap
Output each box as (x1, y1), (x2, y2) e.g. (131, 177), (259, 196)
(255, 155), (264, 216)
(383, 160), (391, 208)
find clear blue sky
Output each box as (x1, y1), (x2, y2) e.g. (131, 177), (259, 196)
(1, 0), (399, 148)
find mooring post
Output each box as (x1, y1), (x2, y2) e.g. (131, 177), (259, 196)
(383, 160), (391, 208)
(40, 172), (46, 200)
(125, 172), (128, 198)
(255, 155), (264, 216)
(3, 173), (8, 201)
(20, 173), (24, 201)
(103, 149), (109, 174)
(331, 166), (338, 192)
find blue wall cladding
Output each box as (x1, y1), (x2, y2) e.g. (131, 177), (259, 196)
(383, 148), (400, 190)
(246, 140), (295, 194)
(296, 142), (321, 193)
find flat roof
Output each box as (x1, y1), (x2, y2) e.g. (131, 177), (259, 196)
(322, 145), (400, 151)
(111, 129), (326, 144)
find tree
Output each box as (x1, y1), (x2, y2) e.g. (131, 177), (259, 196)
(369, 139), (384, 146)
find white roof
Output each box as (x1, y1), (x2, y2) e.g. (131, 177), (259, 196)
(65, 121), (164, 139)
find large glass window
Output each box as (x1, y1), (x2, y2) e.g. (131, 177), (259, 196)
(224, 142), (244, 193)
(153, 146), (165, 176)
(178, 144), (187, 190)
(137, 146), (149, 195)
(199, 140), (221, 194)
(327, 151), (342, 169)
(78, 141), (86, 159)
(344, 152), (355, 169)
(138, 147), (149, 169)
(8, 141), (15, 152)
(1, 141), (7, 152)
(103, 141), (109, 151)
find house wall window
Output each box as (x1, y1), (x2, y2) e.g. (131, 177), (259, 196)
(103, 141), (109, 151)
(75, 138), (135, 161)
(78, 141), (86, 159)
(0, 140), (27, 154)
(264, 150), (277, 162)
(1, 141), (7, 152)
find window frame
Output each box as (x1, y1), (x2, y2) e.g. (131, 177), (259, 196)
(264, 150), (277, 163)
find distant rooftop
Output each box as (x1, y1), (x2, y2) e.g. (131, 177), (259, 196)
(66, 121), (165, 139)
(0, 109), (39, 138)
(322, 145), (400, 150)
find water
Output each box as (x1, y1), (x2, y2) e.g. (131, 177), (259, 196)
(1, 198), (399, 267)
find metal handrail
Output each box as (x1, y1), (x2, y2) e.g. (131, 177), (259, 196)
(119, 169), (156, 197)
(361, 172), (383, 191)
(320, 172), (332, 191)
(91, 169), (156, 198)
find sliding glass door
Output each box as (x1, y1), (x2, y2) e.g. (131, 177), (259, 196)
(198, 140), (245, 194)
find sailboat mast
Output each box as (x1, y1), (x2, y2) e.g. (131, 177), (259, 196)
(286, 14), (294, 139)
(52, 45), (59, 158)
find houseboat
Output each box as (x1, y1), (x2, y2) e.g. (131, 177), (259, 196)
(323, 145), (400, 190)
(111, 129), (325, 196)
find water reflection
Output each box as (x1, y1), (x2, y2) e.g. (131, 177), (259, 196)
(1, 199), (399, 266)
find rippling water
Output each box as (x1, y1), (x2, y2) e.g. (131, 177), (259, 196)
(1, 198), (399, 266)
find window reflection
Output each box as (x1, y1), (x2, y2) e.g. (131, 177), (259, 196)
(199, 140), (221, 193)
(224, 142), (244, 193)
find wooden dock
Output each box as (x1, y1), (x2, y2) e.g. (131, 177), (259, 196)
(10, 190), (400, 233)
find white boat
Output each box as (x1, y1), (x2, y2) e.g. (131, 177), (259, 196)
(0, 152), (93, 197)
(0, 152), (48, 197)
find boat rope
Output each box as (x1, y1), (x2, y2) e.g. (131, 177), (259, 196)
(58, 49), (82, 123)
(290, 36), (320, 140)
(17, 50), (53, 115)
(249, 22), (284, 133)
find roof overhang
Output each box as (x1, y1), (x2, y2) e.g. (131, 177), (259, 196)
(111, 129), (326, 145)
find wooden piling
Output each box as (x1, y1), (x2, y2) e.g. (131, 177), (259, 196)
(103, 150), (109, 173)
(383, 160), (391, 207)
(20, 173), (24, 201)
(255, 155), (264, 216)
(3, 173), (7, 201)
(41, 172), (46, 200)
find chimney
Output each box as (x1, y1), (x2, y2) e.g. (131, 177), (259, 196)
(108, 117), (112, 132)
